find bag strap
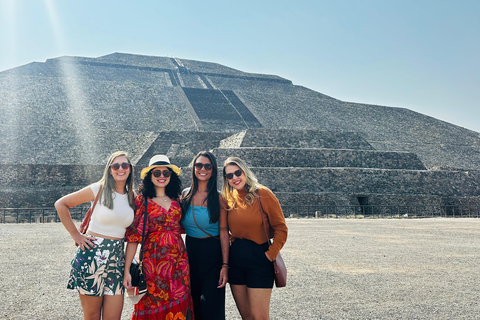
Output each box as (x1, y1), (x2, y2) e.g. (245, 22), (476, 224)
(139, 197), (148, 262)
(256, 190), (271, 244)
(191, 202), (218, 238)
(257, 190), (279, 267)
(79, 185), (102, 233)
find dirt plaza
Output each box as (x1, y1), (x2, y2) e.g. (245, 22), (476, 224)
(1, 218), (479, 320)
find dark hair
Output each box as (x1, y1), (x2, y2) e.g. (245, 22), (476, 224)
(181, 151), (220, 224)
(137, 168), (182, 200)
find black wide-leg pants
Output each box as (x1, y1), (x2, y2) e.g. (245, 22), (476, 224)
(186, 235), (225, 320)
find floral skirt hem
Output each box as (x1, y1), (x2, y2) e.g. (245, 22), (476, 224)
(67, 236), (125, 296)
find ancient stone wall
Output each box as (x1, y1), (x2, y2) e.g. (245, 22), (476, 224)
(251, 167), (479, 197)
(214, 148), (426, 170)
(219, 129), (374, 150)
(0, 164), (103, 207)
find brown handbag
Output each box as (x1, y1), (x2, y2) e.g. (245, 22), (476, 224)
(75, 185), (102, 246)
(257, 192), (287, 288)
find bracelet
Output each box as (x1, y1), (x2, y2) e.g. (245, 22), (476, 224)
(221, 263), (229, 269)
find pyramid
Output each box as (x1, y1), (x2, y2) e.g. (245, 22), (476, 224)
(0, 53), (479, 216)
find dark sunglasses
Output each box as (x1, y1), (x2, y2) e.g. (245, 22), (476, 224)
(152, 169), (171, 178)
(110, 162), (130, 170)
(194, 163), (213, 171)
(225, 169), (242, 180)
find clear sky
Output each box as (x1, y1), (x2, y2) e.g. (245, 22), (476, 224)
(1, 0), (479, 133)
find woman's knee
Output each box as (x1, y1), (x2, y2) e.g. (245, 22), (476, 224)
(79, 294), (103, 320)
(101, 295), (124, 320)
(247, 288), (272, 320)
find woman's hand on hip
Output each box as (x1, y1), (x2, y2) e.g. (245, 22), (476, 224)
(74, 233), (96, 252)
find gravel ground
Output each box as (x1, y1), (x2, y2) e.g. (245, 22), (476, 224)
(1, 218), (479, 320)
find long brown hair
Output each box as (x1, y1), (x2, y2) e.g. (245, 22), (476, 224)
(98, 151), (135, 210)
(221, 156), (262, 210)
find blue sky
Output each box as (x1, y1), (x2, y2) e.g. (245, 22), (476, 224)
(1, 0), (479, 132)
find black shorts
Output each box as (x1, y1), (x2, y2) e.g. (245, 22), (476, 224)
(228, 238), (274, 289)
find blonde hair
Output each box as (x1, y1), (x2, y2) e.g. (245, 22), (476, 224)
(221, 157), (263, 210)
(98, 151), (135, 210)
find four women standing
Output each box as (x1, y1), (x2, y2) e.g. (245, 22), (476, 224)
(57, 152), (288, 319)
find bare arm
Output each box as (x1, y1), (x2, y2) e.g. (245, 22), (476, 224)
(54, 186), (96, 250)
(123, 241), (139, 289)
(217, 195), (230, 288)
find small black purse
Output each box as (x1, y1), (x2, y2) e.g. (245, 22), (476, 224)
(129, 197), (148, 295)
(130, 259), (146, 290)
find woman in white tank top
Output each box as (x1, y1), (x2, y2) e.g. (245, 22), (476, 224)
(55, 151), (136, 320)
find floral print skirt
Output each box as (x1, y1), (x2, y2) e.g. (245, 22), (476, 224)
(67, 236), (125, 296)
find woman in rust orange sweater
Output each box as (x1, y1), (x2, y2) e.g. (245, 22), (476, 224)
(221, 157), (288, 320)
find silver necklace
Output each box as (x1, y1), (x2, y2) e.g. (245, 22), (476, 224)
(157, 196), (168, 203)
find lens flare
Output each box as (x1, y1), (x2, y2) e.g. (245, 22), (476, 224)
(44, 0), (99, 164)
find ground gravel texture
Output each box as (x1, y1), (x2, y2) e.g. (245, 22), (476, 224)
(1, 218), (479, 320)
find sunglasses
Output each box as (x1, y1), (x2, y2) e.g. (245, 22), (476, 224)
(225, 169), (242, 180)
(152, 169), (171, 178)
(110, 162), (130, 170)
(194, 163), (213, 171)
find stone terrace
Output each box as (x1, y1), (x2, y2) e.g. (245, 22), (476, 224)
(214, 148), (426, 170)
(219, 129), (375, 149)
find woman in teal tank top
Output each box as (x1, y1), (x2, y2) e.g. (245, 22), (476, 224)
(180, 151), (229, 320)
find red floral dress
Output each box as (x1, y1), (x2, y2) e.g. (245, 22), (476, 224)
(126, 195), (194, 320)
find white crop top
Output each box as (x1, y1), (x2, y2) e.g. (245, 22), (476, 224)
(87, 182), (134, 238)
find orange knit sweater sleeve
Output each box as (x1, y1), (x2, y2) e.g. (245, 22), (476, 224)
(258, 187), (288, 260)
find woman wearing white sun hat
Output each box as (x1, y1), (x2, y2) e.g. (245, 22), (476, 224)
(123, 155), (194, 319)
